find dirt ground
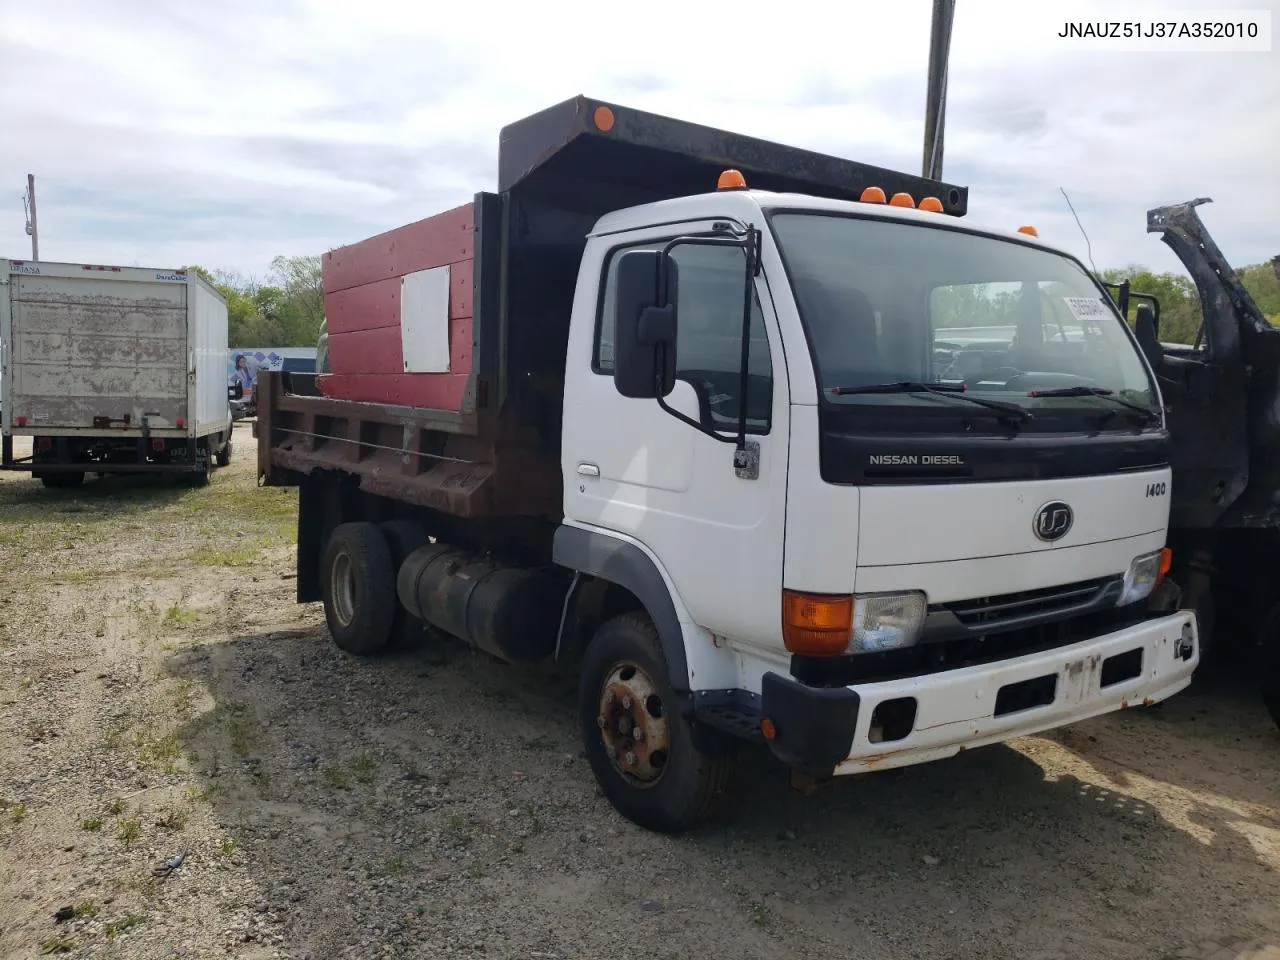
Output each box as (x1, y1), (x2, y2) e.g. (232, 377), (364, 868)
(1, 421), (1278, 960)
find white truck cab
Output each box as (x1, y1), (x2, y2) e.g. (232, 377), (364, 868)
(559, 183), (1197, 789)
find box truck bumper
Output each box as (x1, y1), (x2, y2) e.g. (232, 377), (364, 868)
(756, 610), (1198, 778)
(1, 433), (216, 474)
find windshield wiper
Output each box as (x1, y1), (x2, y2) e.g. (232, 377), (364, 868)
(1027, 386), (1161, 424)
(832, 381), (1033, 422)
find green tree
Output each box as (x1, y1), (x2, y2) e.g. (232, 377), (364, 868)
(182, 256), (324, 348)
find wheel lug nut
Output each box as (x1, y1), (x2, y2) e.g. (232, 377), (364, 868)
(621, 696), (632, 709)
(632, 726), (644, 741)
(596, 715), (607, 729)
(625, 751), (637, 766)
(604, 689), (616, 704)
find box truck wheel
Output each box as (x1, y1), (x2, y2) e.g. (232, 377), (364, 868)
(578, 612), (737, 833)
(378, 519), (429, 647)
(1259, 605), (1280, 731)
(40, 471), (84, 489)
(215, 438), (232, 467)
(321, 522), (397, 655)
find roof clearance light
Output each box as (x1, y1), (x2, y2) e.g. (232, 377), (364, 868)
(592, 105), (615, 132)
(717, 169), (747, 190)
(919, 196), (944, 213)
(889, 192), (916, 208)
(860, 186), (887, 204)
(1018, 225), (1039, 237)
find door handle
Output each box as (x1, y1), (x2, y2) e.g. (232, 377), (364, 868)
(576, 462), (600, 477)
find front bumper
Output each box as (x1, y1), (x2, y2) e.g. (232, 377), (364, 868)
(760, 610), (1198, 777)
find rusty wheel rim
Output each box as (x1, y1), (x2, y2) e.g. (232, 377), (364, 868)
(596, 660), (671, 787)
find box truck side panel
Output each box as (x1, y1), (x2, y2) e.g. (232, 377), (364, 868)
(10, 273), (188, 429)
(189, 275), (230, 437)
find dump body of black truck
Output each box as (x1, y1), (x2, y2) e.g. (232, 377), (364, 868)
(1133, 197), (1280, 726)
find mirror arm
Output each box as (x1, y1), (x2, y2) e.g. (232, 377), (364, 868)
(654, 346), (736, 444)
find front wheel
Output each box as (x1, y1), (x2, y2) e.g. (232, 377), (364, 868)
(578, 612), (738, 833)
(215, 439), (232, 467)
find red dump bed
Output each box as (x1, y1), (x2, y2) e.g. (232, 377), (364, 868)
(320, 203), (477, 411)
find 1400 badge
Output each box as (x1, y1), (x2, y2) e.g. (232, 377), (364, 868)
(1146, 481), (1167, 498)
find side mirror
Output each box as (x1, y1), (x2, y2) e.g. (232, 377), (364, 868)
(613, 250), (678, 399)
(1134, 303), (1163, 371)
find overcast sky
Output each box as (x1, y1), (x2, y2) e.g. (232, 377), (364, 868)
(1, 0), (1276, 281)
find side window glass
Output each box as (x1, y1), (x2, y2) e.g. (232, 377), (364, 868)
(595, 240), (773, 433)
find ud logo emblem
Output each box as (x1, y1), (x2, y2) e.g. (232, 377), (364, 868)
(1033, 501), (1074, 542)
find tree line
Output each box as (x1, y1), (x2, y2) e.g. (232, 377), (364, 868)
(189, 251), (1280, 350)
(186, 256), (324, 349)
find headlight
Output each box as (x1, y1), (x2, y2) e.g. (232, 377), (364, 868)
(851, 592), (928, 653)
(782, 589), (927, 656)
(1118, 549), (1166, 606)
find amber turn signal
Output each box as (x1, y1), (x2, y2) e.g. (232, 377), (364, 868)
(782, 590), (853, 656)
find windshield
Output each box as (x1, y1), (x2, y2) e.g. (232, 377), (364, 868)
(769, 212), (1157, 421)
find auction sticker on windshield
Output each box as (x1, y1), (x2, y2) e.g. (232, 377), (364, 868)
(1063, 296), (1112, 322)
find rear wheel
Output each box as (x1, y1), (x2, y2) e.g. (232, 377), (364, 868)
(578, 612), (738, 833)
(321, 522), (397, 655)
(39, 472), (84, 489)
(1258, 605), (1280, 731)
(215, 438), (232, 467)
(378, 519), (430, 648)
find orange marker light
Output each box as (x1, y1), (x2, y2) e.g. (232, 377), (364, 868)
(919, 196), (944, 213)
(860, 186), (887, 204)
(782, 590), (853, 656)
(889, 192), (915, 208)
(592, 105), (615, 132)
(760, 717), (778, 741)
(717, 169), (747, 190)
(1018, 225), (1039, 237)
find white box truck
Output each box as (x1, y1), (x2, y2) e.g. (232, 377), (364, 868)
(0, 259), (234, 487)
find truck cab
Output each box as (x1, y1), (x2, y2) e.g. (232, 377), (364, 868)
(258, 96), (1199, 833)
(558, 182), (1197, 789)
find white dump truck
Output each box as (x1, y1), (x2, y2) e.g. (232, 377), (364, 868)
(1, 259), (234, 487)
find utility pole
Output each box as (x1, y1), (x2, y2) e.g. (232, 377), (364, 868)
(922, 0), (955, 181)
(24, 174), (39, 261)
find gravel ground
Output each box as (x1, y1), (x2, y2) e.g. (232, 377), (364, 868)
(1, 421), (1279, 960)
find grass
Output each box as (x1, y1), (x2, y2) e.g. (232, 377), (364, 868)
(39, 935), (75, 954)
(80, 817), (104, 832)
(107, 798), (126, 815)
(216, 837), (237, 857)
(188, 546), (260, 567)
(135, 729), (184, 772)
(116, 817), (141, 847)
(105, 914), (145, 940)
(10, 802), (28, 824)
(352, 752), (379, 785)
(162, 603), (200, 628)
(322, 765), (352, 791)
(156, 807), (188, 832)
(73, 901), (99, 919)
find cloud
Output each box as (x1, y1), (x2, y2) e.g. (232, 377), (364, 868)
(1, 0), (1275, 283)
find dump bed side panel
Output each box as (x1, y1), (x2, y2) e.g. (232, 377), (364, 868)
(320, 202), (478, 412)
(7, 267), (189, 430)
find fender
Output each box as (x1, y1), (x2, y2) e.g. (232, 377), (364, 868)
(552, 524), (691, 694)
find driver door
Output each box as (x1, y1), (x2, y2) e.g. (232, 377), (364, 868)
(562, 222), (790, 652)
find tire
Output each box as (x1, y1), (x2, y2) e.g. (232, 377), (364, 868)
(578, 612), (737, 833)
(378, 519), (429, 648)
(1257, 606), (1280, 731)
(321, 521), (397, 655)
(40, 471), (84, 489)
(215, 439), (232, 468)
